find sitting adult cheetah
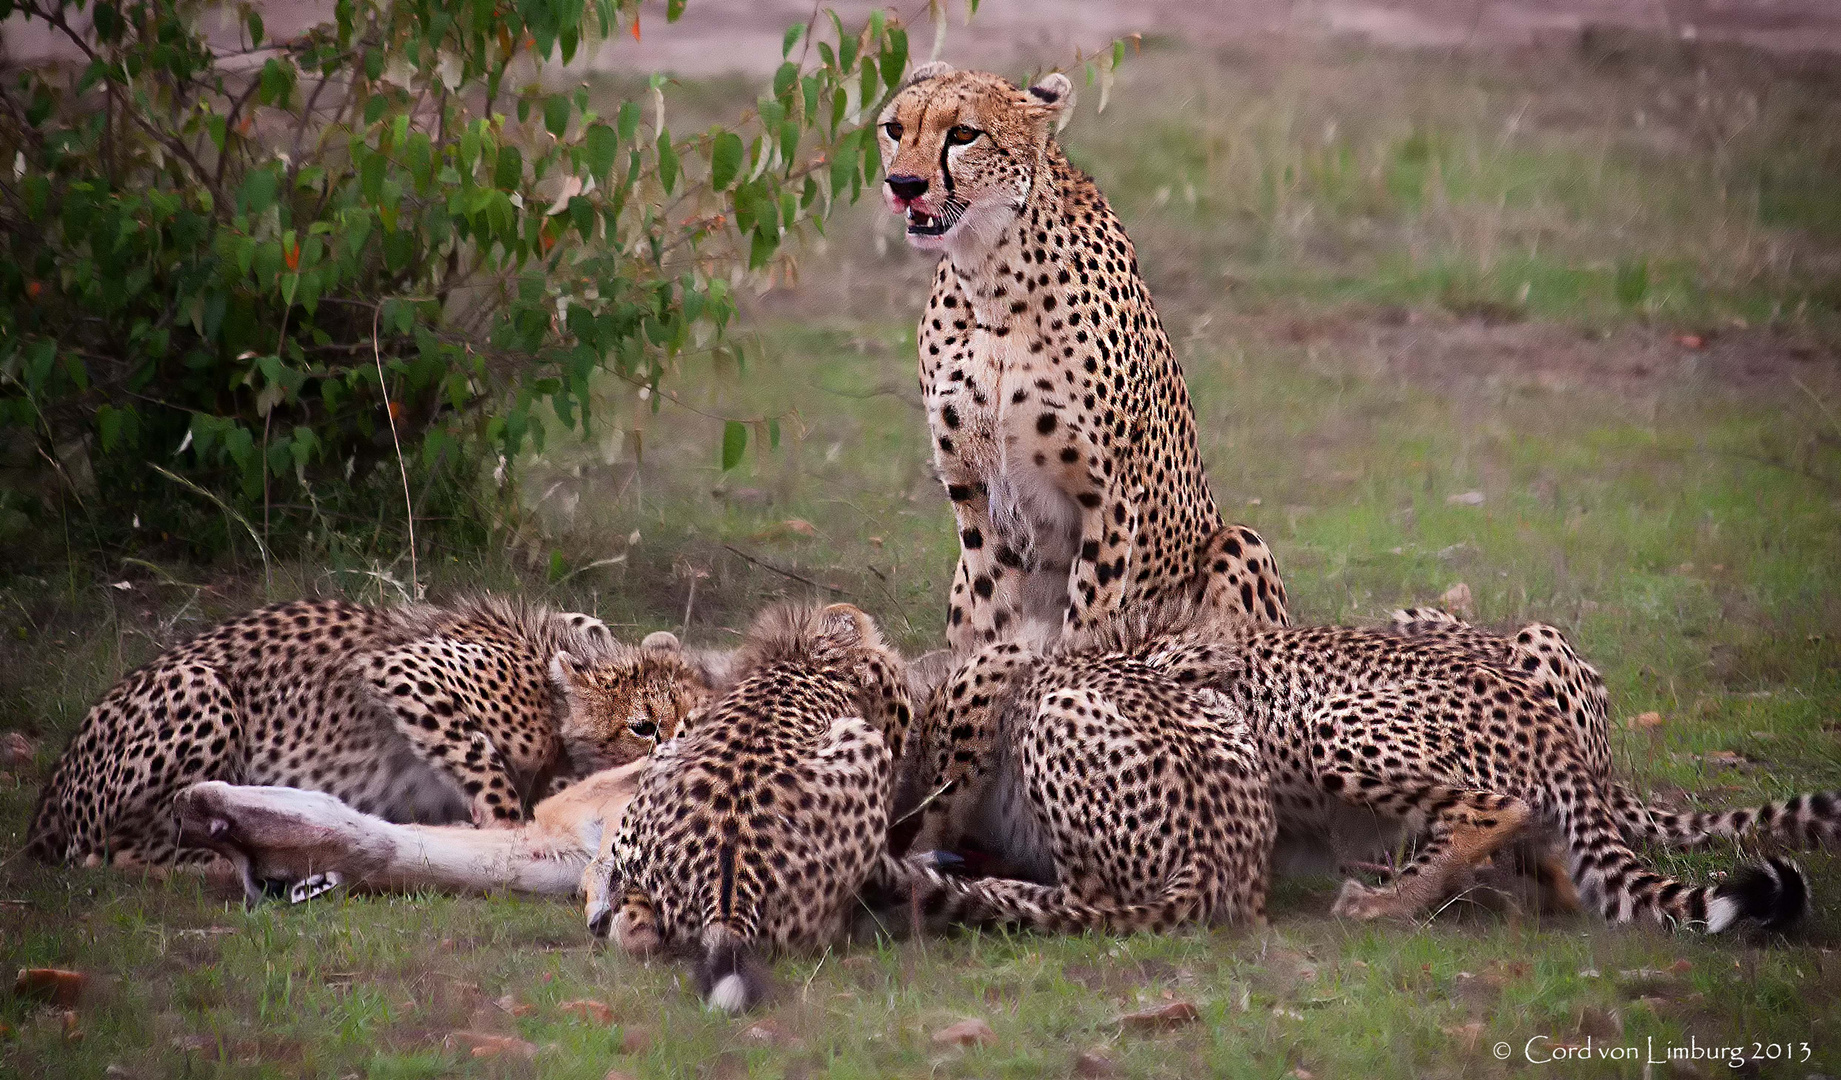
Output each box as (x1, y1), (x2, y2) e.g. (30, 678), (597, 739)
(27, 597), (715, 868)
(903, 597), (1807, 933)
(879, 624), (1274, 935)
(593, 603), (913, 1013)
(878, 63), (1289, 647)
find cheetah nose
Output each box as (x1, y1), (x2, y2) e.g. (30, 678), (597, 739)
(586, 906), (613, 939)
(885, 174), (928, 201)
(208, 817), (231, 838)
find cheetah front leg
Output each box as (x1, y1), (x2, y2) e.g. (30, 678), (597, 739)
(1059, 460), (1138, 637)
(942, 484), (1034, 650)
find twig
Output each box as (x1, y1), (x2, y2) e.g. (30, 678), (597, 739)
(372, 304), (421, 600)
(719, 543), (848, 595)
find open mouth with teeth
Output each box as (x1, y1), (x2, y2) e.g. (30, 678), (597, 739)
(905, 204), (948, 236)
(904, 198), (965, 238)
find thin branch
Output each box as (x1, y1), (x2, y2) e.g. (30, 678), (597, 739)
(720, 543), (848, 596)
(372, 303), (421, 599)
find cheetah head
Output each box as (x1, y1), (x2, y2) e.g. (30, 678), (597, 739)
(877, 63), (1074, 260)
(549, 631), (715, 774)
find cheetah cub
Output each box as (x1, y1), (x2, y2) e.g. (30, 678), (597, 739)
(881, 615), (1275, 935)
(592, 603), (913, 1013)
(28, 597), (716, 868)
(878, 64), (1289, 648)
(1146, 603), (1810, 932)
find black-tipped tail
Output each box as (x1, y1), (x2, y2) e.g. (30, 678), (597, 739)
(695, 928), (768, 1014)
(1708, 857), (1807, 933)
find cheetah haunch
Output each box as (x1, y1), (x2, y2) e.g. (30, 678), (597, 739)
(28, 597), (715, 869)
(879, 64), (1289, 648)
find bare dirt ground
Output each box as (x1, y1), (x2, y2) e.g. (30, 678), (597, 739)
(8, 0), (1841, 73)
(593, 0), (1841, 76)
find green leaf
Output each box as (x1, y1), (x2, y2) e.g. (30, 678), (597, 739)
(548, 550), (568, 581)
(667, 0), (685, 20)
(240, 169), (277, 215)
(710, 131), (743, 190)
(585, 123), (618, 178)
(782, 22), (804, 57)
(544, 94), (571, 138)
(495, 145), (523, 190)
(882, 27), (908, 91)
(767, 417), (781, 450)
(618, 100), (641, 143)
(656, 132), (679, 194)
(721, 419), (747, 471)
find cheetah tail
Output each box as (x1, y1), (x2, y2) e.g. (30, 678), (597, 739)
(1611, 782), (1841, 851)
(1556, 773), (1807, 932)
(876, 853), (1204, 935)
(695, 922), (769, 1014)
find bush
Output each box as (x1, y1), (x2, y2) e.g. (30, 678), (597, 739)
(0, 0), (909, 557)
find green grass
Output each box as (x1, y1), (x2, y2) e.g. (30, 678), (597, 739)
(5, 28), (1841, 1080)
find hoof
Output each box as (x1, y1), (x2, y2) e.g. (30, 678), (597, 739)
(1331, 878), (1397, 920)
(287, 871), (344, 904)
(585, 900), (613, 939)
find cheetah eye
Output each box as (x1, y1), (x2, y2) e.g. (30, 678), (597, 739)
(628, 718), (659, 740)
(881, 121), (904, 142)
(945, 125), (982, 147)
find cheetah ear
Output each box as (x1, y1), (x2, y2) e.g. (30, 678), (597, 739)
(639, 630), (682, 654)
(903, 60), (954, 88)
(1026, 72), (1075, 132)
(818, 603), (877, 651)
(549, 650), (587, 695)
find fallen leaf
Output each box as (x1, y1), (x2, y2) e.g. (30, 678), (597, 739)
(1673, 334), (1706, 349)
(1575, 1005), (1623, 1039)
(1074, 1047), (1120, 1077)
(1629, 711), (1665, 730)
(741, 1018), (802, 1048)
(1442, 1021), (1486, 1051)
(604, 1071), (639, 1080)
(781, 518), (819, 537)
(171, 1034), (215, 1053)
(494, 993), (534, 1017)
(1440, 581), (1475, 616)
(932, 1018), (997, 1048)
(1667, 959), (1692, 976)
(868, 535), (885, 548)
(560, 999), (613, 1025)
(445, 1032), (536, 1060)
(1290, 1070), (1316, 1080)
(14, 968), (85, 1007)
(1118, 1001), (1200, 1032)
(0, 732), (36, 767)
(1446, 490), (1486, 507)
(618, 1026), (652, 1054)
(60, 1010), (82, 1042)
